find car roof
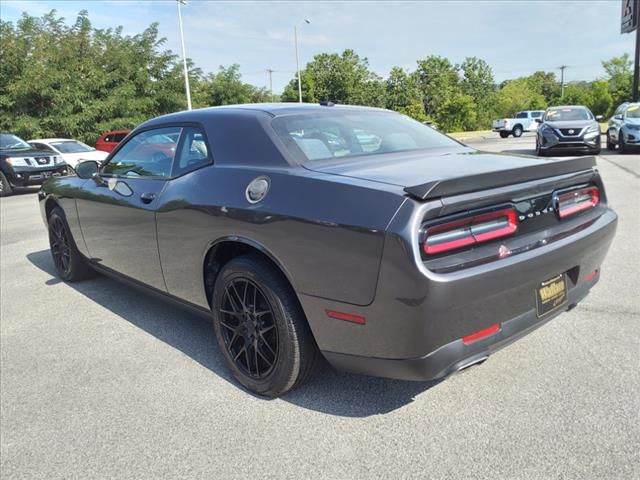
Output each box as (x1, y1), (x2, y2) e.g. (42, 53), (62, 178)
(142, 103), (390, 125)
(546, 105), (589, 109)
(29, 138), (79, 143)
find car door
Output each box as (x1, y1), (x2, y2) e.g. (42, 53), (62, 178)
(76, 126), (181, 291)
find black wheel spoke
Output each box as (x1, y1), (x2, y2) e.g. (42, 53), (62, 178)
(219, 277), (278, 379)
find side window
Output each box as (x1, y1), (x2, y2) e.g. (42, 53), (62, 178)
(531, 111), (542, 118)
(113, 133), (128, 142)
(103, 135), (113, 143)
(515, 112), (528, 119)
(173, 127), (211, 176)
(102, 127), (181, 178)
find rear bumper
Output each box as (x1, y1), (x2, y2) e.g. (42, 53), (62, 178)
(301, 206), (617, 380)
(322, 279), (591, 381)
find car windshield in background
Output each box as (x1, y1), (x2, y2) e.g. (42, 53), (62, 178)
(626, 105), (640, 118)
(0, 134), (31, 150)
(271, 110), (459, 163)
(545, 108), (592, 122)
(51, 141), (94, 153)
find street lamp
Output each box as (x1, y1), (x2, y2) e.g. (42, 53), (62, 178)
(294, 19), (310, 103)
(176, 0), (192, 110)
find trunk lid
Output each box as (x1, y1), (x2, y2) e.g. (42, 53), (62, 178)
(306, 147), (596, 200)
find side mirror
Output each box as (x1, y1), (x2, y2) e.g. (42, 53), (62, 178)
(534, 118), (543, 124)
(614, 114), (623, 121)
(595, 115), (604, 121)
(75, 160), (99, 179)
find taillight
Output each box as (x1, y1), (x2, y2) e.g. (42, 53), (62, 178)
(556, 186), (599, 219)
(424, 208), (518, 255)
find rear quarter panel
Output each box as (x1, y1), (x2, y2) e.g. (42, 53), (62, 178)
(155, 165), (405, 307)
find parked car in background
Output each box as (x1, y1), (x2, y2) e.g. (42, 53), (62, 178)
(39, 104), (616, 397)
(535, 106), (602, 156)
(95, 130), (130, 153)
(29, 138), (109, 170)
(606, 102), (640, 153)
(492, 110), (544, 138)
(0, 133), (68, 197)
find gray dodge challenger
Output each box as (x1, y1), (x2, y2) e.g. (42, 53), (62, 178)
(39, 104), (617, 397)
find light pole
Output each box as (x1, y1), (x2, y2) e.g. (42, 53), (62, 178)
(177, 0), (192, 110)
(294, 19), (310, 103)
(558, 65), (567, 99)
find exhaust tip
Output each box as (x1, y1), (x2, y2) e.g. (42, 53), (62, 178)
(453, 355), (489, 375)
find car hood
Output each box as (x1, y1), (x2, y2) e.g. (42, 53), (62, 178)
(544, 120), (596, 129)
(62, 150), (109, 161)
(0, 147), (53, 157)
(306, 146), (589, 193)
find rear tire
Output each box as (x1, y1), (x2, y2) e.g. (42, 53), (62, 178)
(499, 131), (509, 138)
(211, 254), (321, 397)
(48, 207), (95, 281)
(0, 171), (13, 197)
(512, 125), (523, 138)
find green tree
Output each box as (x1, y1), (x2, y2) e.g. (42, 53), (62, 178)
(602, 54), (632, 108)
(588, 79), (613, 117)
(385, 66), (419, 110)
(493, 78), (546, 118)
(437, 93), (477, 132)
(460, 57), (495, 128)
(414, 55), (460, 118)
(204, 64), (269, 106)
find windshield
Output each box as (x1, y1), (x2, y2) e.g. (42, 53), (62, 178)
(0, 133), (31, 150)
(544, 107), (592, 122)
(625, 104), (640, 119)
(51, 140), (94, 153)
(271, 110), (459, 163)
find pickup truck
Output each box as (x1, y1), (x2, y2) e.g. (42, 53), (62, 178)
(493, 110), (545, 138)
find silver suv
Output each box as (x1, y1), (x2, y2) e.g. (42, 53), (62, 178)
(607, 103), (640, 153)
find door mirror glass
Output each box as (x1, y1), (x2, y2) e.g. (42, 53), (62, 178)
(75, 160), (99, 179)
(614, 114), (623, 120)
(595, 115), (603, 121)
(534, 118), (543, 124)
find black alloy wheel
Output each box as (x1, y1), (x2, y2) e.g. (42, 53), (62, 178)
(47, 207), (95, 281)
(211, 254), (321, 397)
(49, 215), (72, 276)
(219, 278), (279, 379)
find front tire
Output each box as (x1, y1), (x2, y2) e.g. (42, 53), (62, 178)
(619, 134), (629, 154)
(48, 207), (95, 281)
(211, 254), (321, 397)
(0, 171), (13, 197)
(606, 131), (616, 150)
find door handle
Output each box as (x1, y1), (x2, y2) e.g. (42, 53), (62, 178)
(140, 192), (156, 204)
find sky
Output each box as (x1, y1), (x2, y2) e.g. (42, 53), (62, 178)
(1, 0), (634, 94)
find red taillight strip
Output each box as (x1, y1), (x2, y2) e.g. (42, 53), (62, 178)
(557, 186), (599, 219)
(423, 208), (518, 255)
(325, 309), (366, 325)
(462, 323), (500, 344)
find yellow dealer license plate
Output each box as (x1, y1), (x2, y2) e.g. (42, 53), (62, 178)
(536, 274), (567, 317)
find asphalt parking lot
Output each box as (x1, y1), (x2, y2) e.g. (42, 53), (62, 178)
(1, 135), (638, 479)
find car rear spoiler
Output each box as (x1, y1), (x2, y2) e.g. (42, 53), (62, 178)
(403, 156), (597, 201)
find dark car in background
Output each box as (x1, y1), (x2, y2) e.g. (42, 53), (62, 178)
(0, 133), (68, 197)
(535, 106), (602, 156)
(95, 129), (130, 153)
(39, 104), (617, 397)
(606, 102), (640, 153)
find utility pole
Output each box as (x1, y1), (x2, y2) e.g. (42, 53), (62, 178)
(267, 69), (274, 102)
(558, 65), (567, 99)
(634, 0), (640, 101)
(176, 0), (192, 110)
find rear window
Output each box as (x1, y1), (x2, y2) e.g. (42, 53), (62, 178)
(271, 110), (458, 163)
